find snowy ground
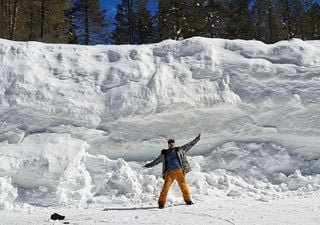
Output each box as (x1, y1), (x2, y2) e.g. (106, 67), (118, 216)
(1, 37), (320, 224)
(1, 194), (320, 225)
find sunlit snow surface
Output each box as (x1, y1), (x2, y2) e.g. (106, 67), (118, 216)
(1, 37), (320, 224)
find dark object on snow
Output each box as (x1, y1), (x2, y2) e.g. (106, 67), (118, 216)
(50, 213), (65, 220)
(63, 222), (70, 224)
(186, 200), (194, 205)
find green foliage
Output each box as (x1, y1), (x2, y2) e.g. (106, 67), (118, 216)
(43, 0), (75, 43)
(226, 0), (253, 40)
(156, 0), (189, 40)
(308, 2), (320, 39)
(0, 0), (75, 43)
(72, 0), (110, 45)
(184, 0), (206, 38)
(112, 0), (155, 44)
(0, 0), (11, 39)
(0, 0), (319, 44)
(112, 0), (136, 44)
(156, 0), (253, 41)
(202, 0), (229, 38)
(251, 0), (285, 43)
(136, 0), (154, 43)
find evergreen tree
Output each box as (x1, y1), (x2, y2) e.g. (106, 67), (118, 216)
(0, 0), (10, 39)
(44, 0), (76, 43)
(279, 0), (294, 39)
(0, 0), (75, 43)
(136, 0), (154, 44)
(156, 0), (189, 40)
(112, 0), (136, 44)
(251, 0), (284, 43)
(0, 0), (19, 40)
(226, 0), (253, 40)
(284, 0), (305, 39)
(185, 0), (206, 38)
(72, 0), (110, 45)
(202, 0), (229, 38)
(156, 0), (170, 40)
(112, 0), (154, 44)
(6, 0), (39, 41)
(25, 0), (73, 43)
(10, 0), (18, 40)
(307, 1), (320, 39)
(277, 0), (318, 40)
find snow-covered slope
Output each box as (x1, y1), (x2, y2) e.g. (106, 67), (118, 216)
(1, 37), (320, 210)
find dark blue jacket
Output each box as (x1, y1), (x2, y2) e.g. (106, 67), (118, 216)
(145, 136), (200, 178)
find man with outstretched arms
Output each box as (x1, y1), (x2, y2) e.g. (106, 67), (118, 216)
(144, 134), (201, 209)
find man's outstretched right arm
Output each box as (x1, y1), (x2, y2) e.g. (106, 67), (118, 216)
(180, 134), (201, 153)
(144, 153), (164, 168)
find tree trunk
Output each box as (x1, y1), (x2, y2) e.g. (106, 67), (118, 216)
(40, 0), (46, 40)
(128, 0), (133, 43)
(286, 0), (291, 39)
(267, 1), (273, 43)
(84, 0), (89, 45)
(29, 2), (34, 41)
(9, 0), (18, 40)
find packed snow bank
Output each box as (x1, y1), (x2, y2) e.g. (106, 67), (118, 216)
(1, 37), (320, 208)
(0, 133), (92, 206)
(1, 133), (320, 208)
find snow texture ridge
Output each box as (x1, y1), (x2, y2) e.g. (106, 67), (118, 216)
(1, 37), (320, 208)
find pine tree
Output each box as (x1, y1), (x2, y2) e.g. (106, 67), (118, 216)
(226, 0), (253, 40)
(307, 1), (320, 39)
(72, 0), (110, 45)
(43, 0), (76, 43)
(112, 0), (136, 44)
(24, 0), (74, 43)
(251, 0), (284, 43)
(10, 0), (18, 40)
(112, 0), (154, 44)
(0, 0), (19, 40)
(0, 0), (10, 39)
(156, 0), (170, 40)
(185, 0), (206, 38)
(0, 0), (75, 43)
(277, 0), (319, 40)
(202, 0), (229, 38)
(136, 0), (154, 44)
(24, 0), (39, 41)
(281, 0), (304, 39)
(279, 0), (294, 39)
(156, 0), (189, 40)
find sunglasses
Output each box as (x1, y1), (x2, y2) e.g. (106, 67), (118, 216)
(168, 140), (175, 144)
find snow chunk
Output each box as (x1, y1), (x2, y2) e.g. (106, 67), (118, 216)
(107, 50), (121, 62)
(0, 177), (18, 210)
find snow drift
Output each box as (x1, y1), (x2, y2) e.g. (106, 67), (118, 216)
(1, 37), (320, 209)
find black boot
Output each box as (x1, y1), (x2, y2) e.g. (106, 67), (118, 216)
(158, 204), (164, 209)
(185, 201), (194, 205)
(50, 213), (65, 220)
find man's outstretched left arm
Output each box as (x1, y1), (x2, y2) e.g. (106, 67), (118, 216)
(144, 153), (164, 168)
(180, 134), (201, 153)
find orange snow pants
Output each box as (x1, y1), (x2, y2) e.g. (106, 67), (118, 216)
(158, 168), (191, 205)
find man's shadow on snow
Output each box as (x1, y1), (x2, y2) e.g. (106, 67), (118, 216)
(103, 203), (186, 211)
(103, 206), (157, 211)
